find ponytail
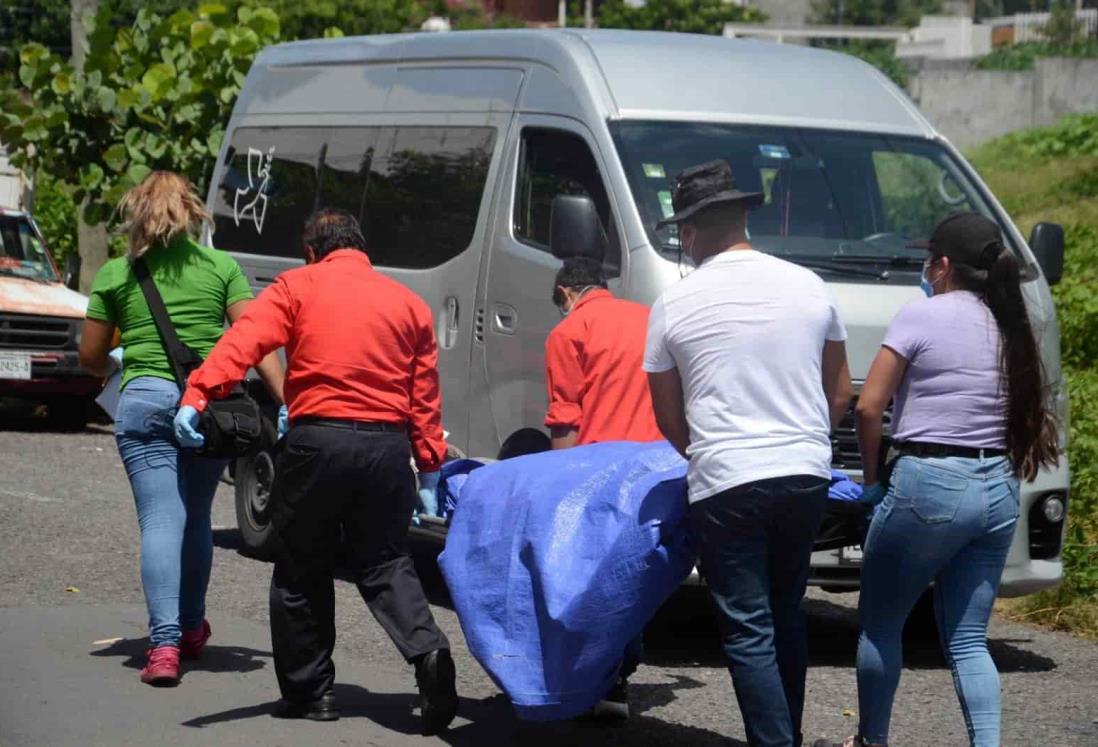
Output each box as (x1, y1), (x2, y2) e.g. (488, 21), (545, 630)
(954, 244), (1059, 480)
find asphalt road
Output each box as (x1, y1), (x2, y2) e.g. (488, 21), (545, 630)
(1, 417), (1096, 746)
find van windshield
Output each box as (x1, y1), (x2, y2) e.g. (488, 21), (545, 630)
(0, 215), (58, 283)
(610, 122), (1013, 282)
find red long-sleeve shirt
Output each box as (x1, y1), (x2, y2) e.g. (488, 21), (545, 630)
(181, 249), (447, 471)
(544, 289), (662, 445)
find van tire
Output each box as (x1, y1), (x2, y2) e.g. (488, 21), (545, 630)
(904, 590), (940, 645)
(234, 450), (277, 561)
(45, 397), (89, 432)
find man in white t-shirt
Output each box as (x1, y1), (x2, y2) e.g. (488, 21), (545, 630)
(644, 160), (853, 747)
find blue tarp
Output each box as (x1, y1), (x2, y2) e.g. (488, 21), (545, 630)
(438, 441), (694, 721)
(437, 441), (864, 721)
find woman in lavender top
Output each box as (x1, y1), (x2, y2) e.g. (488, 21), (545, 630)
(815, 213), (1059, 747)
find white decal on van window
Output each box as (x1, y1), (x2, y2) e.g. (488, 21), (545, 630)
(233, 147), (274, 234)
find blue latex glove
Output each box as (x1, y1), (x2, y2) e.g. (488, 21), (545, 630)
(277, 404), (289, 438)
(173, 405), (205, 449)
(417, 471), (441, 518)
(861, 482), (886, 506)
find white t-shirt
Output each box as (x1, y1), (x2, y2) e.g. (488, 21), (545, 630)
(643, 249), (847, 503)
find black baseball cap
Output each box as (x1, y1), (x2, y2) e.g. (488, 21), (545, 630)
(909, 212), (1005, 269)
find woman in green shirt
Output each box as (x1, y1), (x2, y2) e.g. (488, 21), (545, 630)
(79, 172), (283, 687)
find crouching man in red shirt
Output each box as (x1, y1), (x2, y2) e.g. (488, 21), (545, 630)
(174, 209), (457, 733)
(545, 257), (662, 720)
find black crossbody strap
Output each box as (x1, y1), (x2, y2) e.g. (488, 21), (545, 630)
(131, 258), (202, 389)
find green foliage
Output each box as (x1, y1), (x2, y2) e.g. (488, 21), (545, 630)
(972, 115), (1098, 639)
(976, 40), (1098, 71)
(597, 0), (766, 35)
(0, 4), (281, 225)
(1043, 0), (1087, 47)
(31, 174), (78, 262)
(1001, 113), (1098, 159)
(811, 0), (941, 27)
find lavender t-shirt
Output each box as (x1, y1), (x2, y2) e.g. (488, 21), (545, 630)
(882, 291), (1007, 449)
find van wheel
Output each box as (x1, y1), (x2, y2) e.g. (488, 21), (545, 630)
(45, 397), (90, 432)
(234, 450), (277, 561)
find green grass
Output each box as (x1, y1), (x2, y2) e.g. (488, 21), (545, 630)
(969, 114), (1098, 641)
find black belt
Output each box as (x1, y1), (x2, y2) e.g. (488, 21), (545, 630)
(292, 416), (406, 433)
(895, 441), (1007, 460)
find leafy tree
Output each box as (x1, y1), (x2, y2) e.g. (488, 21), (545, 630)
(810, 0), (941, 27)
(597, 0), (766, 35)
(1042, 0), (1086, 47)
(0, 4), (281, 287)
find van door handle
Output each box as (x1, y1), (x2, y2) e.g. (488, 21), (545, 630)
(442, 296), (459, 349)
(492, 303), (517, 335)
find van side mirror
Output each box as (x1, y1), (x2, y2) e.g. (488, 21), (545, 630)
(549, 195), (604, 262)
(1029, 222), (1064, 285)
(63, 254), (81, 291)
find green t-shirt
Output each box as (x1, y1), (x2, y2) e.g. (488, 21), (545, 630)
(86, 235), (253, 389)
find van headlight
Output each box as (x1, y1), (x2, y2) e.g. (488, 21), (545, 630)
(1042, 494), (1066, 524)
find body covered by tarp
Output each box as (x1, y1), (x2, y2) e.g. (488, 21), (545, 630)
(438, 441), (694, 721)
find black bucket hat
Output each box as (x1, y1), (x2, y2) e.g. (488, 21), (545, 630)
(657, 160), (764, 227)
(909, 212), (1005, 269)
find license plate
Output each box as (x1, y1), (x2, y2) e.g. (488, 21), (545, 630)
(840, 545), (864, 565)
(0, 352), (31, 380)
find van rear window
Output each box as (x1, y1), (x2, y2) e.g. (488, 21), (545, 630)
(211, 126), (496, 269)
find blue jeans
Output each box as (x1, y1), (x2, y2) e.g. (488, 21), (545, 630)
(114, 376), (227, 647)
(690, 475), (829, 747)
(857, 455), (1019, 746)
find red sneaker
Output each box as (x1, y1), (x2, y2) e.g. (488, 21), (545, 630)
(140, 645), (180, 687)
(180, 620), (211, 661)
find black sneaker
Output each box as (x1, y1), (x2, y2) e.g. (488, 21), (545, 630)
(415, 648), (458, 735)
(591, 677), (629, 721)
(272, 691), (339, 722)
(812, 737), (869, 747)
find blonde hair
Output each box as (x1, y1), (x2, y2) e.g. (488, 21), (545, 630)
(118, 171), (210, 259)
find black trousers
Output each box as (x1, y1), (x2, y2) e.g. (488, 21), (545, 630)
(268, 423), (449, 702)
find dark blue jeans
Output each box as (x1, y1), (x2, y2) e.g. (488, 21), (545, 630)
(690, 475), (829, 747)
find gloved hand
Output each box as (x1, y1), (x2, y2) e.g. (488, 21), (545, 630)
(861, 482), (887, 506)
(277, 404), (289, 438)
(417, 471), (441, 518)
(173, 405), (205, 449)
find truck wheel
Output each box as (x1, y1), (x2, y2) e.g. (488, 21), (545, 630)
(46, 397), (89, 432)
(234, 450), (277, 561)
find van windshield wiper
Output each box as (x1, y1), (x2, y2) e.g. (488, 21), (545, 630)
(782, 256), (889, 280)
(830, 253), (924, 267)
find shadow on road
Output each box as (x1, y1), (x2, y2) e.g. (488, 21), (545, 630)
(642, 589), (1057, 675)
(180, 683), (746, 746)
(89, 636), (270, 675)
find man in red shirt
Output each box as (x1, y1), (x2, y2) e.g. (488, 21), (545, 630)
(545, 258), (662, 449)
(545, 257), (661, 720)
(173, 209), (457, 732)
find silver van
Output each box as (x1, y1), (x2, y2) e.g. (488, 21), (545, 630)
(205, 29), (1070, 597)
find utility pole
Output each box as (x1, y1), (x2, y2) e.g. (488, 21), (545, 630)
(559, 0), (567, 27)
(70, 0), (108, 294)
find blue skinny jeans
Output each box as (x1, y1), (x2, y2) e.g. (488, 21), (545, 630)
(857, 455), (1019, 747)
(114, 376), (226, 647)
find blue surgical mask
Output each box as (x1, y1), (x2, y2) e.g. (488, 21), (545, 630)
(920, 267), (934, 297)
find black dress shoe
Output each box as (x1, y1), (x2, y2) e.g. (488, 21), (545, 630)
(414, 649), (458, 735)
(272, 691), (339, 722)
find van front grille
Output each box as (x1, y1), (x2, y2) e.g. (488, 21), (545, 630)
(831, 396), (892, 473)
(0, 314), (73, 350)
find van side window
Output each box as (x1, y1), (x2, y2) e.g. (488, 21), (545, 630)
(513, 128), (621, 277)
(211, 126), (496, 269)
